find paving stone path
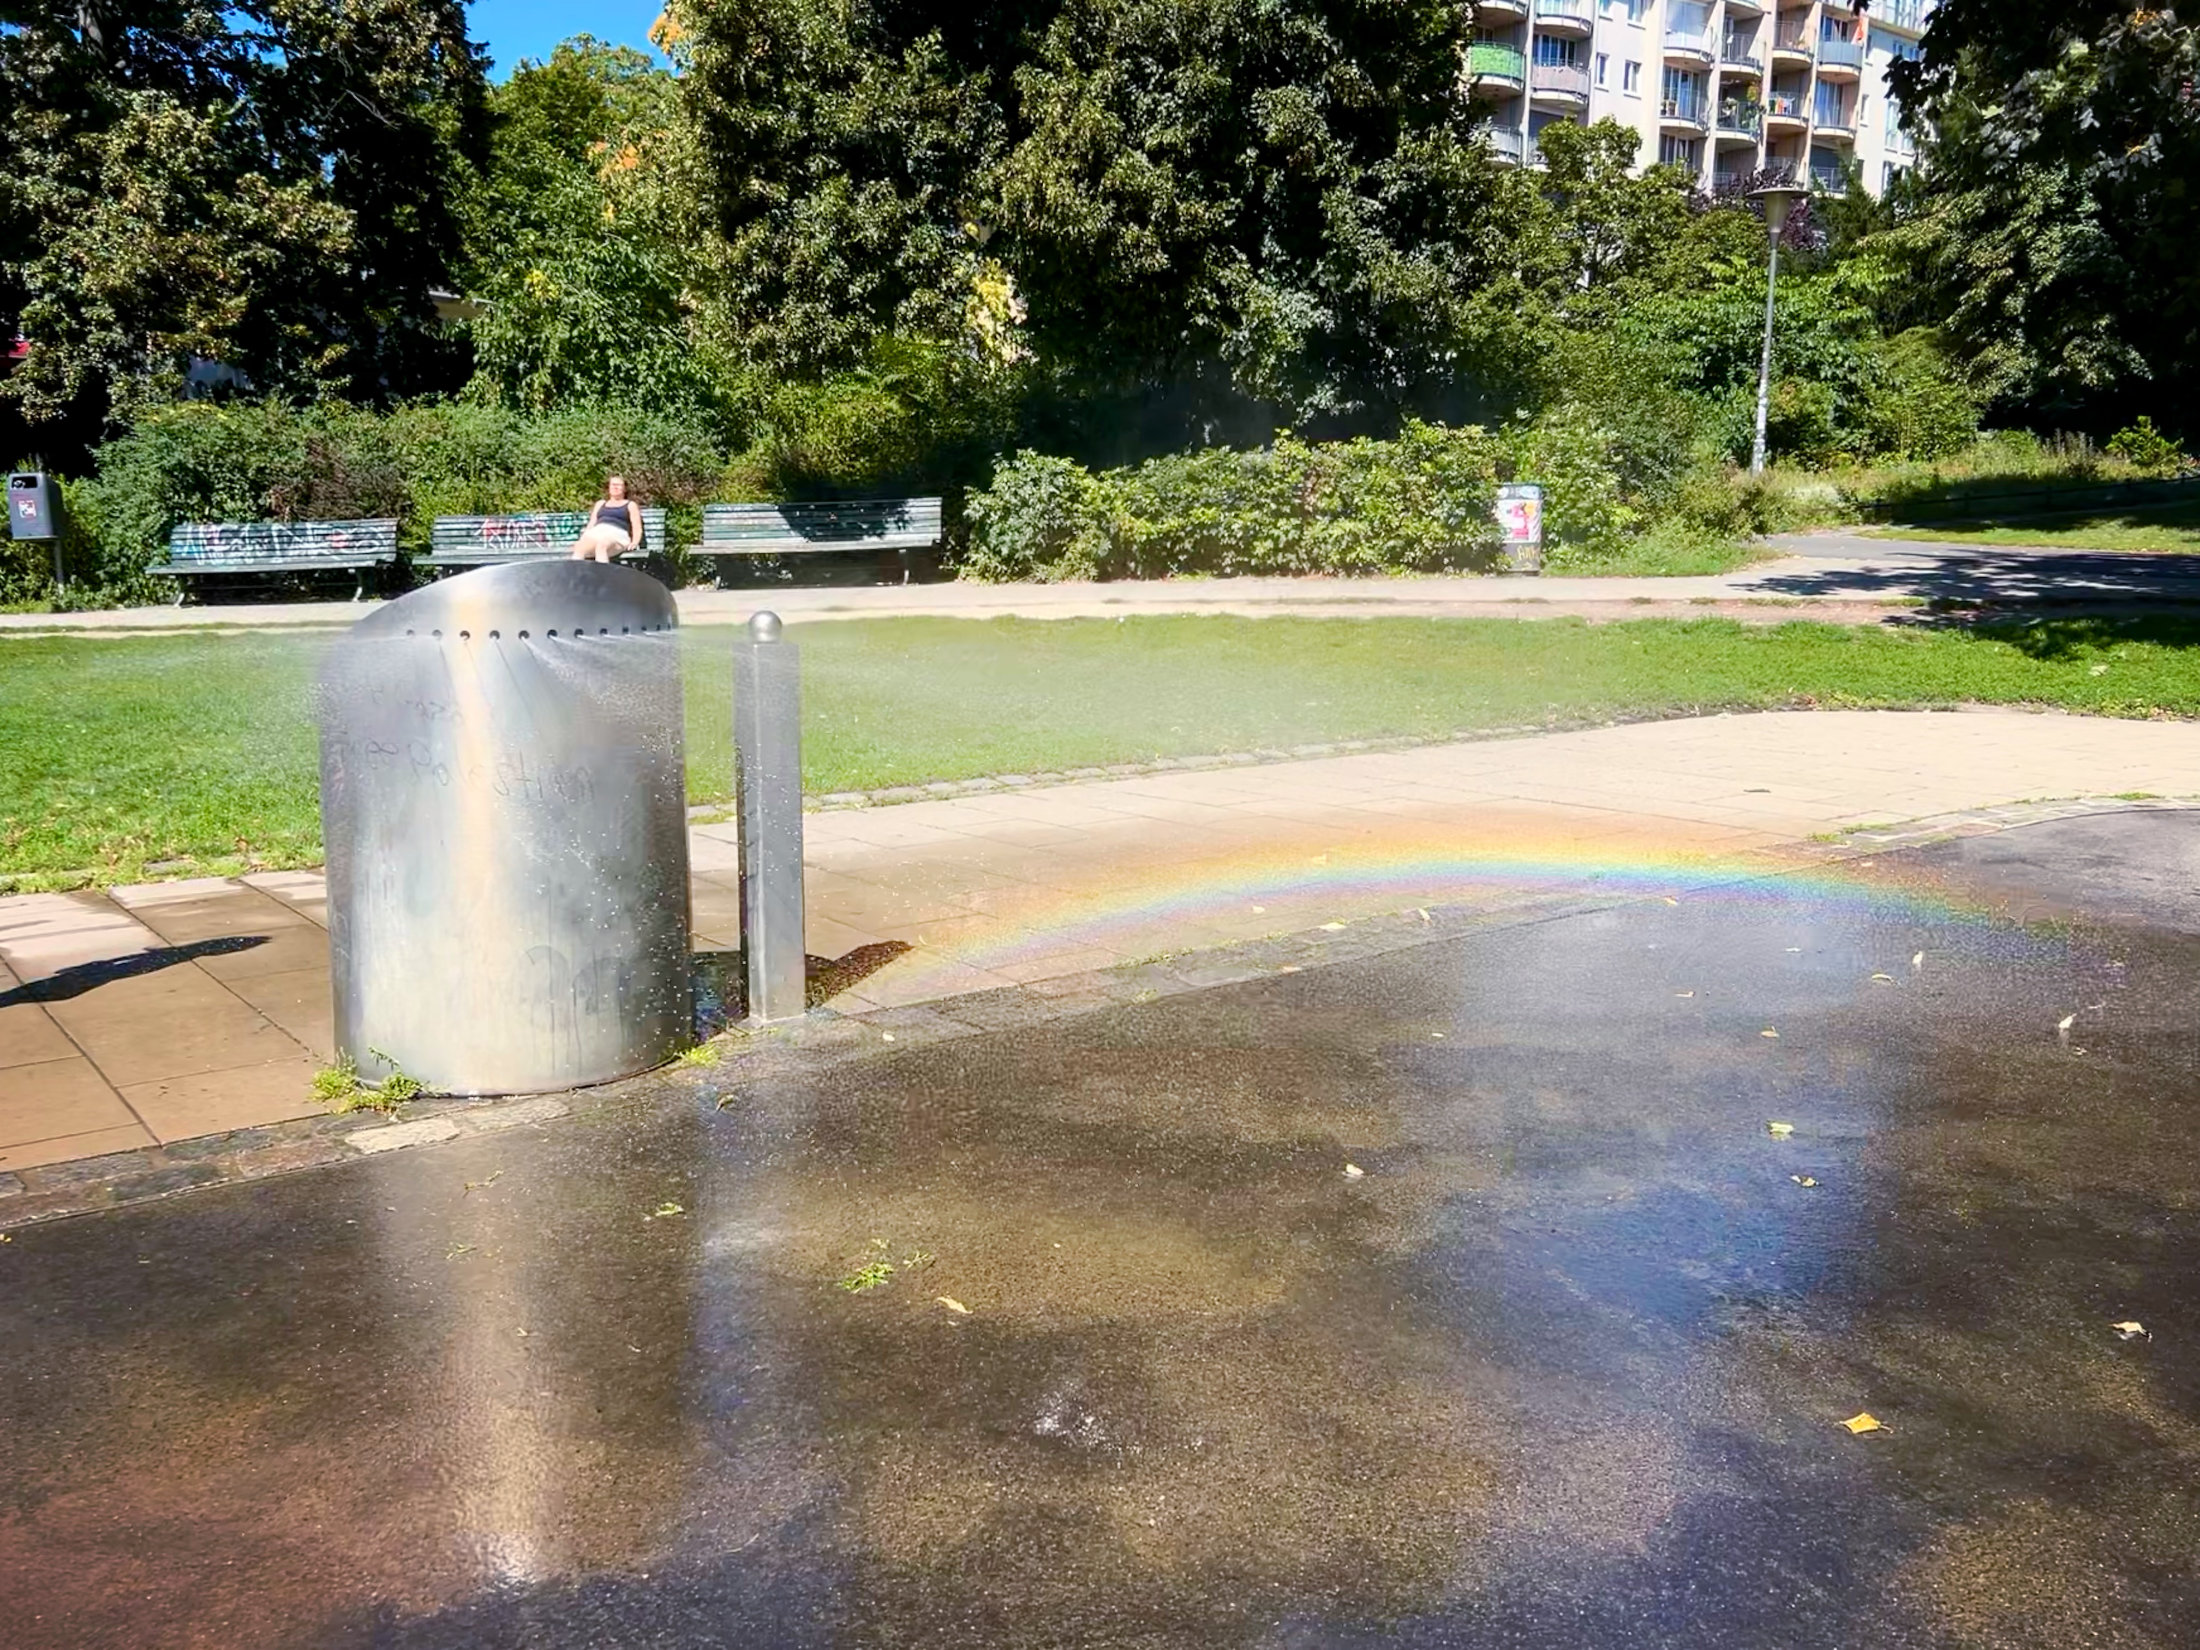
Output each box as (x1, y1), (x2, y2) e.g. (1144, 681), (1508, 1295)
(3, 707), (2195, 1176)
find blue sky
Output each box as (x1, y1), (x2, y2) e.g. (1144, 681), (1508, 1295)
(468, 0), (669, 77)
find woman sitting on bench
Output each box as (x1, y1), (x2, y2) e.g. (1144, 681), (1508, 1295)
(569, 475), (643, 563)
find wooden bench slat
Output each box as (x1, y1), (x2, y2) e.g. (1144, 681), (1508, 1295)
(697, 498), (943, 556)
(157, 519), (399, 572)
(425, 508), (668, 565)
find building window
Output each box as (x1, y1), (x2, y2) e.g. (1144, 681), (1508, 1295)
(1595, 52), (1609, 84)
(1534, 34), (1583, 67)
(1622, 60), (1642, 93)
(1626, 0), (1649, 22)
(1658, 135), (1702, 169)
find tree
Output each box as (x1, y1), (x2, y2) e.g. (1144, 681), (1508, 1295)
(0, 0), (487, 444)
(678, 0), (1513, 435)
(458, 37), (732, 421)
(1889, 2), (2200, 429)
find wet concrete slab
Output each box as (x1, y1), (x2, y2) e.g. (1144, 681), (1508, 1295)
(4, 812), (2200, 1649)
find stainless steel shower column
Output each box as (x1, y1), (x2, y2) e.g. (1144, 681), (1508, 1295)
(734, 611), (807, 1023)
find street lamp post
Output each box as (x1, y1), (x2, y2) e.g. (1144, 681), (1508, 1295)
(1746, 181), (1808, 475)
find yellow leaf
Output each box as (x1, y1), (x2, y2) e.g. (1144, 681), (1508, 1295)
(1871, 973), (1895, 983)
(1663, 897), (1680, 906)
(2112, 1321), (2150, 1341)
(1767, 1121), (1795, 1137)
(1791, 1175), (1818, 1188)
(1761, 1028), (1781, 1039)
(937, 1296), (970, 1315)
(1343, 1163), (1365, 1179)
(1319, 922), (1347, 932)
(1675, 989), (1695, 998)
(1911, 952), (1924, 970)
(1842, 1412), (1885, 1435)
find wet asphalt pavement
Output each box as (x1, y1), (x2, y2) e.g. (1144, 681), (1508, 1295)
(6, 812), (2200, 1649)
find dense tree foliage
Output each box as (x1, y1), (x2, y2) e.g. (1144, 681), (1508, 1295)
(0, 0), (486, 445)
(1889, 1), (2200, 427)
(6, 0), (2189, 572)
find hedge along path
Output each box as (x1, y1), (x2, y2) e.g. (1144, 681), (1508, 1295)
(1, 612), (2196, 887)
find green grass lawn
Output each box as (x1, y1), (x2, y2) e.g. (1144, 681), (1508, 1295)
(2, 613), (2197, 887)
(1866, 498), (2200, 553)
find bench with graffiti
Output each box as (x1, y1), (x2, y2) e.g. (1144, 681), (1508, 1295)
(150, 518), (401, 603)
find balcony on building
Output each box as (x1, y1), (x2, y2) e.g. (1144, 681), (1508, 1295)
(1719, 36), (1764, 77)
(1480, 124), (1527, 165)
(1874, 0), (1928, 35)
(1815, 33), (1864, 76)
(1660, 93), (1710, 132)
(1714, 99), (1765, 141)
(1770, 17), (1814, 65)
(1811, 162), (1848, 194)
(1529, 61), (1592, 106)
(1812, 99), (1858, 140)
(1532, 0), (1595, 37)
(1724, 0), (1766, 14)
(1469, 41), (1528, 94)
(1664, 27), (1715, 65)
(1478, 0), (1532, 20)
(1764, 88), (1810, 130)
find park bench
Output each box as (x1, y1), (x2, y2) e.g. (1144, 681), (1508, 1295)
(697, 497), (943, 583)
(150, 518), (400, 603)
(423, 508), (668, 571)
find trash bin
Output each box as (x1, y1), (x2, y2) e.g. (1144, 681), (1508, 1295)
(7, 472), (58, 540)
(317, 561), (692, 1095)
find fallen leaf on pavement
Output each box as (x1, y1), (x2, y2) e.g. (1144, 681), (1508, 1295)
(1416, 908), (1432, 924)
(1675, 990), (1695, 998)
(937, 1296), (970, 1315)
(646, 1202), (685, 1220)
(1767, 1122), (1795, 1138)
(1791, 1175), (1818, 1188)
(881, 1031), (897, 1042)
(1912, 952), (1924, 971)
(1250, 904), (1265, 913)
(1871, 973), (1895, 984)
(2057, 1013), (2076, 1041)
(1842, 1413), (1886, 1435)
(2113, 1321), (2151, 1341)
(1319, 922), (1347, 932)
(1762, 1028), (1781, 1039)
(1663, 897), (1680, 906)
(1343, 1163), (1365, 1179)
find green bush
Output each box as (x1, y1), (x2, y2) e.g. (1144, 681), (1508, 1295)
(1855, 329), (1980, 462)
(961, 422), (1506, 582)
(82, 399), (727, 575)
(2105, 417), (2187, 476)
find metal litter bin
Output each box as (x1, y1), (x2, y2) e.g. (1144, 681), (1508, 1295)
(317, 561), (692, 1095)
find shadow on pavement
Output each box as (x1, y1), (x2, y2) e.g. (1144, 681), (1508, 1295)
(1751, 542), (2200, 608)
(1, 934), (269, 1007)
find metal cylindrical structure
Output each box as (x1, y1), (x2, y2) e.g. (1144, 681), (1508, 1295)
(734, 611), (808, 1024)
(318, 561), (692, 1095)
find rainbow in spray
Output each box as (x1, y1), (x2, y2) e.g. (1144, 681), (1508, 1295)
(900, 816), (1980, 980)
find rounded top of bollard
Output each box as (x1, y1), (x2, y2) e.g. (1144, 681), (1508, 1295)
(748, 611), (784, 643)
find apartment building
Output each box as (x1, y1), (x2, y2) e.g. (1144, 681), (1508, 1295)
(1469, 0), (1929, 195)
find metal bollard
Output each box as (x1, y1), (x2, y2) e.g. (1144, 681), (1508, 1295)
(734, 612), (807, 1023)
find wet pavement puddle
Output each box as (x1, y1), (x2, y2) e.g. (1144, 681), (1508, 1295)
(3, 813), (2199, 1648)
